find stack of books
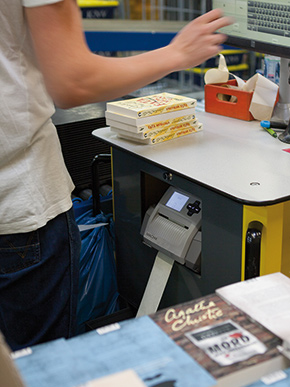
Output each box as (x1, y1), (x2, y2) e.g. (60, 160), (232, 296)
(105, 92), (203, 145)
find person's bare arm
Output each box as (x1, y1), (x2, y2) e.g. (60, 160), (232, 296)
(25, 0), (232, 109)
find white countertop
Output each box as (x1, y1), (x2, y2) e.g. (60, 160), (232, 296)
(93, 111), (290, 204)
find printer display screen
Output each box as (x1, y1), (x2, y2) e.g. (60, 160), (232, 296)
(165, 191), (189, 212)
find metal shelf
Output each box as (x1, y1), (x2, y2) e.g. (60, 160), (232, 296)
(82, 19), (186, 51)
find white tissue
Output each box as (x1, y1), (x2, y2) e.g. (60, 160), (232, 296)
(204, 54), (229, 84)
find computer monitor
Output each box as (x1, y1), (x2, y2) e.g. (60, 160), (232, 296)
(207, 0), (290, 142)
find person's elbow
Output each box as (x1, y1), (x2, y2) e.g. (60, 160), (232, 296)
(40, 52), (114, 108)
(47, 80), (93, 109)
(52, 91), (87, 110)
(43, 65), (102, 109)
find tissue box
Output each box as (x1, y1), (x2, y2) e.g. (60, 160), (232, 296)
(205, 79), (254, 121)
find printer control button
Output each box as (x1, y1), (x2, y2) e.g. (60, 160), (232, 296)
(186, 201), (201, 215)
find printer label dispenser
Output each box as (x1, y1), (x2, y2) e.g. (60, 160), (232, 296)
(137, 186), (202, 317)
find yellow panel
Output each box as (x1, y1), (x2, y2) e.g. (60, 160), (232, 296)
(77, 0), (119, 7)
(281, 200), (290, 278)
(242, 201), (290, 280)
(110, 147), (115, 222)
(187, 63), (249, 74)
(220, 49), (248, 55)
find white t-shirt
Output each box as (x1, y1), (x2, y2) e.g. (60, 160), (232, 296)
(0, 0), (75, 234)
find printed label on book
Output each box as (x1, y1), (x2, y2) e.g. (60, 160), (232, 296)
(152, 124), (203, 144)
(261, 370), (288, 385)
(96, 323), (120, 335)
(11, 347), (33, 359)
(144, 119), (198, 138)
(185, 319), (267, 366)
(140, 114), (196, 132)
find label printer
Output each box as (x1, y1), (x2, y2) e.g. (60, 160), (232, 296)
(140, 186), (202, 270)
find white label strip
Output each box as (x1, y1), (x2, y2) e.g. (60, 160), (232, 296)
(136, 251), (174, 318)
(78, 223), (108, 232)
(11, 347), (32, 359)
(96, 323), (121, 335)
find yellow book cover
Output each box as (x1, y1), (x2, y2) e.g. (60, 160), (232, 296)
(152, 123), (203, 144)
(106, 93), (197, 119)
(106, 112), (196, 133)
(110, 119), (199, 140)
(144, 119), (199, 138)
(111, 122), (203, 144)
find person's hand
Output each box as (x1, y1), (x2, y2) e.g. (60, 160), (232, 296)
(168, 9), (233, 71)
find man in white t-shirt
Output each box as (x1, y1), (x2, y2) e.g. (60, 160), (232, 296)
(0, 0), (232, 350)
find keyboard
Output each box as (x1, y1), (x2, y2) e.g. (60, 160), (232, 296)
(248, 1), (290, 37)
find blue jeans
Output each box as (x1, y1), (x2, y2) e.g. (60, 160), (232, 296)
(0, 207), (81, 351)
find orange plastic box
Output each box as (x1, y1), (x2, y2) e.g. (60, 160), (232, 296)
(204, 79), (254, 121)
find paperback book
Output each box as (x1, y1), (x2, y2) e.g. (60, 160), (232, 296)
(143, 119), (199, 138)
(150, 293), (289, 387)
(14, 316), (216, 387)
(111, 123), (203, 145)
(110, 118), (200, 139)
(106, 92), (197, 119)
(216, 273), (290, 342)
(105, 110), (196, 133)
(216, 273), (290, 360)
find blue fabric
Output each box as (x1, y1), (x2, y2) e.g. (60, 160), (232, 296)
(72, 191), (112, 219)
(0, 207), (81, 351)
(72, 197), (94, 219)
(75, 208), (119, 334)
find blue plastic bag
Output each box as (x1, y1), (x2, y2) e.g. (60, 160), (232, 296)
(74, 205), (119, 334)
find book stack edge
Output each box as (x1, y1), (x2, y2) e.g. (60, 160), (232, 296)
(105, 92), (203, 145)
